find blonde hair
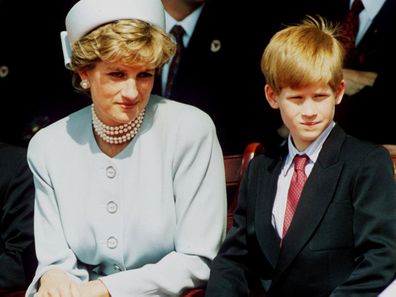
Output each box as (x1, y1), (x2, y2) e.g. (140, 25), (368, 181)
(70, 19), (176, 92)
(261, 15), (344, 93)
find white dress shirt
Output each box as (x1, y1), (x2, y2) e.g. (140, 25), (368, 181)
(26, 95), (226, 296)
(271, 122), (335, 238)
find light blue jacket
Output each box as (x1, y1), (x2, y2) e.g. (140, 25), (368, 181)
(26, 96), (226, 296)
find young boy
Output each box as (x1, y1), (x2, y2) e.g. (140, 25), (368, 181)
(205, 16), (396, 297)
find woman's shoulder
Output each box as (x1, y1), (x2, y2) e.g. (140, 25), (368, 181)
(149, 95), (214, 128)
(28, 106), (90, 150)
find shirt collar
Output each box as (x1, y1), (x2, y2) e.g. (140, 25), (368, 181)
(283, 122), (336, 175)
(165, 4), (204, 46)
(357, 0), (386, 20)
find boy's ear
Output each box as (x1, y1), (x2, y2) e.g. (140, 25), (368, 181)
(335, 80), (345, 105)
(264, 84), (280, 109)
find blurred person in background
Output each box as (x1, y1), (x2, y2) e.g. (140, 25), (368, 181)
(0, 143), (36, 293)
(155, 0), (284, 155)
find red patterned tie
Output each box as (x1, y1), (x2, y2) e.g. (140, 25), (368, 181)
(339, 0), (364, 67)
(165, 25), (185, 98)
(282, 155), (309, 238)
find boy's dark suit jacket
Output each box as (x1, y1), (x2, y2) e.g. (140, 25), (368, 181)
(0, 143), (36, 289)
(206, 125), (396, 297)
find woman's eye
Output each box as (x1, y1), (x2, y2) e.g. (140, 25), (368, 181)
(109, 72), (125, 78)
(138, 72), (154, 78)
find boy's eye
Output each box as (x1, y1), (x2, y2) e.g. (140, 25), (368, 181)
(314, 94), (328, 100)
(289, 96), (303, 100)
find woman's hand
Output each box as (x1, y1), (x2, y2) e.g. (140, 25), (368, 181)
(78, 280), (110, 297)
(37, 269), (110, 297)
(37, 268), (80, 297)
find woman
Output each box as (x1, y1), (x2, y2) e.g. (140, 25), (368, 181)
(26, 0), (226, 296)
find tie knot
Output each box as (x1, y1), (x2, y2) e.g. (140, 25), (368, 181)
(293, 155), (308, 172)
(350, 0), (364, 14)
(170, 25), (185, 44)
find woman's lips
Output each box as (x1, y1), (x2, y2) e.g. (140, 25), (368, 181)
(118, 101), (138, 108)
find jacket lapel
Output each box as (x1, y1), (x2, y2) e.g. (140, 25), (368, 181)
(255, 155), (283, 269)
(274, 125), (347, 276)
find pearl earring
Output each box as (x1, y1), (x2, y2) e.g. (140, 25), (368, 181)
(80, 79), (90, 89)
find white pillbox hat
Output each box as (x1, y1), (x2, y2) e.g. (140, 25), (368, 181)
(61, 0), (165, 68)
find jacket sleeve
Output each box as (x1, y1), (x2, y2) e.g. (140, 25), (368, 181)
(25, 139), (89, 297)
(205, 163), (254, 297)
(330, 146), (396, 297)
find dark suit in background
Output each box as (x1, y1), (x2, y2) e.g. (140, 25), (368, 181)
(334, 0), (395, 145)
(206, 125), (396, 296)
(0, 143), (36, 290)
(0, 1), (89, 147)
(154, 0), (283, 155)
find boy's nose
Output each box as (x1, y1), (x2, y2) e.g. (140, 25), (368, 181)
(301, 99), (317, 117)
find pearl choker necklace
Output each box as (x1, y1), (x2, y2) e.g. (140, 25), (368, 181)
(91, 105), (145, 144)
